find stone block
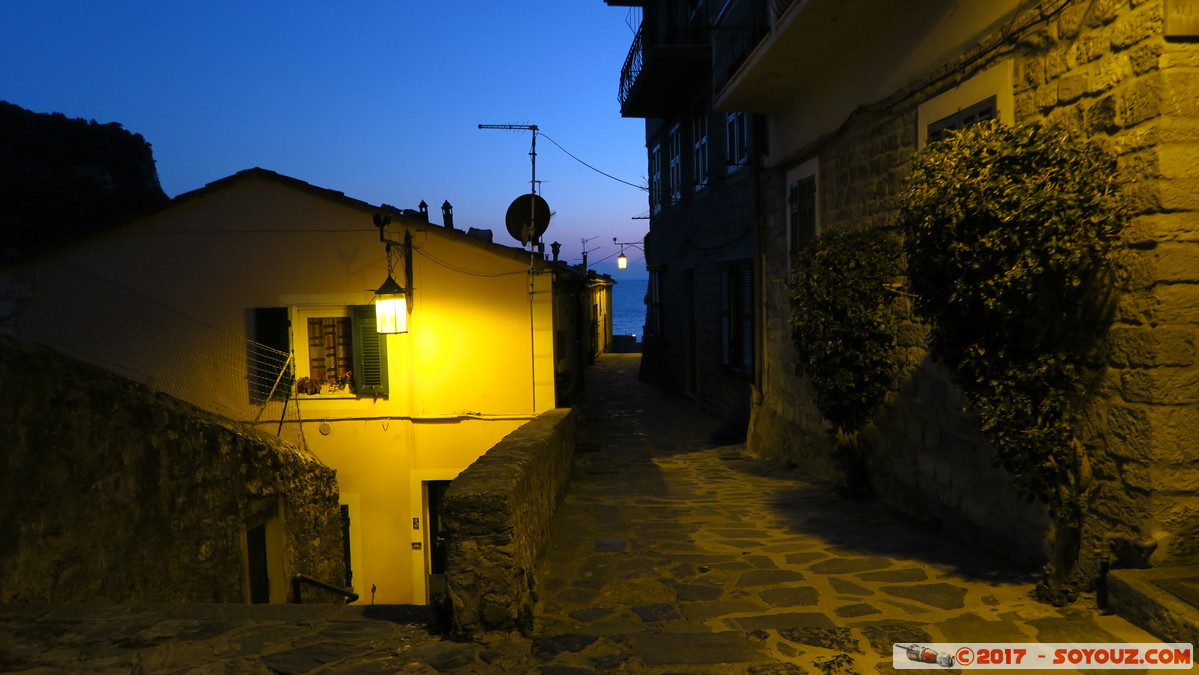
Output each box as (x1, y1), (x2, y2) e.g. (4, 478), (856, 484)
(1142, 404), (1199, 463)
(1119, 73), (1163, 127)
(1120, 366), (1199, 403)
(1058, 73), (1088, 103)
(1150, 283), (1199, 323)
(1108, 325), (1196, 366)
(1105, 404), (1153, 460)
(1130, 42), (1164, 75)
(1153, 241), (1199, 281)
(1159, 68), (1199, 116)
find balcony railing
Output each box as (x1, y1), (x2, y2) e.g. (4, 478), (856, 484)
(712, 0), (770, 94)
(618, 26), (645, 108)
(616, 18), (712, 117)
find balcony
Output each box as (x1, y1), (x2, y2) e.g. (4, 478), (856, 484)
(618, 22), (711, 119)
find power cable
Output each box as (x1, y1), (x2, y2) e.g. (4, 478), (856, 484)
(539, 133), (648, 192)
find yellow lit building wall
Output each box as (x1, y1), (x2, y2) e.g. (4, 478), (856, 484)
(10, 171), (561, 604)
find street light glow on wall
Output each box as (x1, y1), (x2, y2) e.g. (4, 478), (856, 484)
(373, 212), (410, 334)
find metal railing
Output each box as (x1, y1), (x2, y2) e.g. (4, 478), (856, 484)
(291, 574), (359, 604)
(618, 25), (645, 108)
(0, 260), (306, 450)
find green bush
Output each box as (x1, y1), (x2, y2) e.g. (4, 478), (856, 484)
(790, 227), (904, 440)
(898, 120), (1127, 602)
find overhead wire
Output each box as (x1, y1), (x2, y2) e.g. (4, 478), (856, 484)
(539, 133), (648, 192)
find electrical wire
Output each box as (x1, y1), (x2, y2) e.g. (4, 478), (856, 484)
(414, 246), (531, 278)
(540, 133), (649, 192)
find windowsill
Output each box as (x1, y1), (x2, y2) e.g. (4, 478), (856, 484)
(298, 393), (360, 400)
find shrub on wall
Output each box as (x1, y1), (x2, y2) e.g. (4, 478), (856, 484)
(790, 227), (905, 496)
(898, 120), (1127, 602)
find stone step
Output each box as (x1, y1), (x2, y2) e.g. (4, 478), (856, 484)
(1107, 565), (1199, 644)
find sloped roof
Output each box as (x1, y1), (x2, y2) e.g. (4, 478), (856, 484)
(6, 167), (551, 270)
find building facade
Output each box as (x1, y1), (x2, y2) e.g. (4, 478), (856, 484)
(608, 0), (762, 437)
(712, 0), (1198, 583)
(3, 168), (596, 604)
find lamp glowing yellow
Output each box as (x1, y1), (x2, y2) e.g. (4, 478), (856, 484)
(374, 275), (407, 334)
(617, 252), (628, 269)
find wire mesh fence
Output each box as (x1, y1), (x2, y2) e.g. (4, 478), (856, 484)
(0, 261), (307, 451)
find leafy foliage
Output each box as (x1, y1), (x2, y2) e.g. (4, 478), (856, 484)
(898, 120), (1126, 504)
(790, 227), (905, 435)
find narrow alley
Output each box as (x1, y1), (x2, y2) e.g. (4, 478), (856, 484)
(0, 354), (1165, 674)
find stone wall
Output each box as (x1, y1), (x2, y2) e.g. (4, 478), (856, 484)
(752, 0), (1199, 578)
(0, 339), (345, 602)
(441, 408), (575, 636)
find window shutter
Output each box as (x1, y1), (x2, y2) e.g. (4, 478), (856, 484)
(740, 263), (753, 372)
(720, 266), (731, 365)
(351, 305), (389, 396)
(251, 307), (292, 402)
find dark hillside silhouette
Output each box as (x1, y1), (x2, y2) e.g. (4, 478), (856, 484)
(0, 101), (167, 262)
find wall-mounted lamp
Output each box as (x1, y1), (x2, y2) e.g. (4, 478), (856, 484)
(373, 213), (411, 334)
(613, 238), (643, 271)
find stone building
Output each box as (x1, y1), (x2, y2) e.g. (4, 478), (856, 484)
(609, 0), (1198, 592)
(607, 0), (762, 437)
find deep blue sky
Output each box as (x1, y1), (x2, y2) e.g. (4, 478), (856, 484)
(0, 1), (650, 277)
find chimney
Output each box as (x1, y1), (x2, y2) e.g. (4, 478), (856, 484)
(441, 200), (455, 230)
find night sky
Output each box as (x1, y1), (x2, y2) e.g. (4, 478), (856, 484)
(0, 1), (650, 276)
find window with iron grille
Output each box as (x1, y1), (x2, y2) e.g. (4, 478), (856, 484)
(725, 112), (748, 171)
(692, 115), (709, 190)
(927, 96), (997, 143)
(257, 305), (389, 397)
(650, 143), (664, 214)
(669, 123), (683, 203)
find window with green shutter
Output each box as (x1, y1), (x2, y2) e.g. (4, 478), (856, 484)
(351, 304), (388, 396)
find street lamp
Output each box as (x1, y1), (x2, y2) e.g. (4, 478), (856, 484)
(613, 238), (643, 270)
(373, 213), (410, 334)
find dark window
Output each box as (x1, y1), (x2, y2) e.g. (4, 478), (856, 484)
(251, 307), (294, 403)
(927, 95), (997, 143)
(720, 260), (753, 373)
(789, 175), (817, 256)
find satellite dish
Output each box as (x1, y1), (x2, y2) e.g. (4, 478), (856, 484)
(505, 193), (551, 245)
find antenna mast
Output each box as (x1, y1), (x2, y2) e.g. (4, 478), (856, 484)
(478, 124), (539, 197)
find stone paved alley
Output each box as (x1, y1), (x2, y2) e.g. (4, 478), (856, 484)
(0, 354), (1167, 673)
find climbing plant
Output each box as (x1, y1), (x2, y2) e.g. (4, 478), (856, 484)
(790, 227), (905, 497)
(898, 119), (1127, 602)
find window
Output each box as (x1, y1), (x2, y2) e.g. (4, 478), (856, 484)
(669, 123), (683, 203)
(250, 307), (294, 403)
(917, 60), (1013, 147)
(646, 270), (662, 338)
(789, 175), (817, 257)
(725, 112), (748, 171)
(926, 95), (997, 143)
(650, 144), (664, 214)
(692, 115), (709, 190)
(720, 260), (753, 373)
(256, 305), (388, 398)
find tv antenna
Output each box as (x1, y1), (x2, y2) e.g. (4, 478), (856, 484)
(478, 123), (540, 197)
(480, 123), (550, 248)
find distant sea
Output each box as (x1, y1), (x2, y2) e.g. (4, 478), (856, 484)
(611, 277), (647, 341)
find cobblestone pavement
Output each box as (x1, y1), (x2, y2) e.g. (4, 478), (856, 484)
(0, 354), (1164, 674)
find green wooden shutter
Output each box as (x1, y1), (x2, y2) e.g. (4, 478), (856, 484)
(351, 305), (389, 396)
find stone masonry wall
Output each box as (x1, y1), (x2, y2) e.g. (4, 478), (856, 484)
(0, 339), (345, 602)
(441, 408), (576, 636)
(752, 0), (1199, 579)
